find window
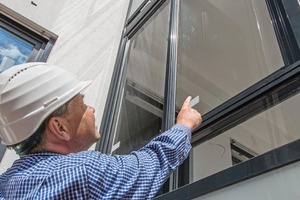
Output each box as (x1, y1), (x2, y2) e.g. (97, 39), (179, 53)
(192, 76), (300, 180)
(0, 12), (56, 163)
(174, 0), (300, 191)
(101, 0), (300, 198)
(156, 63), (300, 198)
(176, 0), (285, 182)
(176, 0), (284, 116)
(0, 27), (34, 71)
(0, 13), (54, 68)
(111, 2), (170, 155)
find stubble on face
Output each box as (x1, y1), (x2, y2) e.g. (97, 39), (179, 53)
(66, 94), (100, 151)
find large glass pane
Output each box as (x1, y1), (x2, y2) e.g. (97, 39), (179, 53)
(0, 27), (34, 72)
(176, 0), (284, 115)
(112, 2), (169, 155)
(192, 77), (300, 181)
(281, 0), (300, 48)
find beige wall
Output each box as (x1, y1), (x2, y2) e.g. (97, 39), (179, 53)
(0, 0), (129, 173)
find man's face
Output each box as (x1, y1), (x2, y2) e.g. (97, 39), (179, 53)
(65, 94), (100, 151)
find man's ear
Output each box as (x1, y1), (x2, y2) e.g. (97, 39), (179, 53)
(47, 116), (71, 141)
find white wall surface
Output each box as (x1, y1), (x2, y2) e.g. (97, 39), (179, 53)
(0, 0), (129, 173)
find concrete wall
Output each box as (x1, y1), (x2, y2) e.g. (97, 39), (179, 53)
(0, 0), (129, 173)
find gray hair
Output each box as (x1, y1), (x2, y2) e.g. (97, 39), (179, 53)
(9, 100), (71, 156)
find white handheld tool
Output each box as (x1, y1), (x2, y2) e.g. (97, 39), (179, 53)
(189, 95), (199, 108)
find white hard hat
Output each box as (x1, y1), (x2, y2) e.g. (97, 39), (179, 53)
(0, 62), (92, 145)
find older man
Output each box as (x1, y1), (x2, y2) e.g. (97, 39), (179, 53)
(0, 62), (202, 199)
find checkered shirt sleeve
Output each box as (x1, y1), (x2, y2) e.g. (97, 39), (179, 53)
(0, 124), (191, 199)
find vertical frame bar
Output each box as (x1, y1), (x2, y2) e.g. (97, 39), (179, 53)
(265, 0), (300, 65)
(96, 37), (129, 153)
(163, 0), (180, 191)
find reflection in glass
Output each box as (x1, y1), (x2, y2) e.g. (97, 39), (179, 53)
(192, 76), (300, 181)
(112, 2), (169, 155)
(176, 0), (284, 115)
(0, 28), (34, 72)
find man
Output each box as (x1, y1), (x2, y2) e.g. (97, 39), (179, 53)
(0, 62), (202, 199)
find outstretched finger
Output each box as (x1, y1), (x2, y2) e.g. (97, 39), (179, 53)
(182, 96), (192, 109)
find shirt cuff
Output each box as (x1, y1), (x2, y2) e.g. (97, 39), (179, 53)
(172, 124), (192, 141)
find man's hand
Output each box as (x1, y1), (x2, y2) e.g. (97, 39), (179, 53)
(176, 96), (202, 131)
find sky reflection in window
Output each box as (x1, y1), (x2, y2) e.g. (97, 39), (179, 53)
(0, 28), (34, 72)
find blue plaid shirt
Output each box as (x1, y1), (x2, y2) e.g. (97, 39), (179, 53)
(0, 124), (191, 199)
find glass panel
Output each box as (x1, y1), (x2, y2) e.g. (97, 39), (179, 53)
(0, 27), (34, 72)
(192, 77), (300, 181)
(112, 2), (169, 155)
(128, 0), (147, 19)
(176, 0), (284, 115)
(281, 0), (300, 48)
